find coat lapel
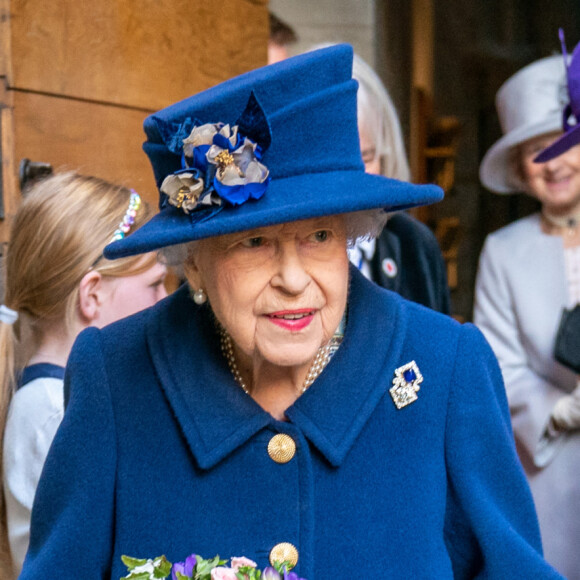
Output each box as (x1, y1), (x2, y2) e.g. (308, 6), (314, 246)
(286, 267), (406, 466)
(146, 270), (406, 470)
(146, 286), (272, 470)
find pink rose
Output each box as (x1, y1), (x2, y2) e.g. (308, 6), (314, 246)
(210, 567), (238, 580)
(231, 557), (258, 572)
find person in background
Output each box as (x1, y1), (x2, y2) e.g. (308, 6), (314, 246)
(0, 172), (168, 577)
(268, 11), (297, 65)
(475, 47), (580, 579)
(351, 53), (451, 313)
(19, 44), (561, 580)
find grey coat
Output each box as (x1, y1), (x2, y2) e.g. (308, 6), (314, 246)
(474, 212), (580, 579)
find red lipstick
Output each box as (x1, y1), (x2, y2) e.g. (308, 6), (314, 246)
(267, 309), (315, 331)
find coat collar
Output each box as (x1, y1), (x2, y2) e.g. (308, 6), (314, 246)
(147, 267), (407, 469)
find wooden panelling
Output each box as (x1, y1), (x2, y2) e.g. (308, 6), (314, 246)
(0, 80), (17, 242)
(8, 0), (269, 110)
(12, 91), (158, 205)
(0, 0), (269, 243)
(0, 0), (11, 79)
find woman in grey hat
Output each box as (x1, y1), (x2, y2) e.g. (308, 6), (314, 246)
(475, 54), (580, 579)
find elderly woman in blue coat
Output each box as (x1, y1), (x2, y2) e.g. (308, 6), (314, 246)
(20, 45), (560, 579)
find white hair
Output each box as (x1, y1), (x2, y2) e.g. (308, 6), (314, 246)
(352, 53), (411, 182)
(344, 209), (389, 245)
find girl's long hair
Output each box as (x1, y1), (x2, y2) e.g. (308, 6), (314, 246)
(0, 172), (154, 575)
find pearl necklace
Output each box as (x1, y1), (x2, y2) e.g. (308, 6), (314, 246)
(219, 327), (332, 395)
(542, 210), (580, 236)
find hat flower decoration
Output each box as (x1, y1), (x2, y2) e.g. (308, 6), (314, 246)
(156, 92), (271, 215)
(535, 29), (580, 163)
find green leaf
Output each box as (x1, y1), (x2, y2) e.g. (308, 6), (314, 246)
(193, 557), (214, 580)
(122, 555), (149, 571)
(119, 555), (172, 580)
(273, 561), (292, 573)
(193, 554), (230, 580)
(237, 565), (262, 579)
(153, 556), (172, 578)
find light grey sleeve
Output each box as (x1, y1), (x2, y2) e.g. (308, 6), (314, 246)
(474, 235), (564, 467)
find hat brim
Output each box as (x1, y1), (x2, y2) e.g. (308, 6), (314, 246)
(104, 171), (442, 259)
(479, 115), (562, 194)
(534, 124), (580, 162)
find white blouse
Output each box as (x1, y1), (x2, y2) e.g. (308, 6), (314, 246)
(564, 245), (580, 305)
(3, 376), (64, 573)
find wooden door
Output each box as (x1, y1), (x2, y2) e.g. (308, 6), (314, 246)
(0, 0), (269, 243)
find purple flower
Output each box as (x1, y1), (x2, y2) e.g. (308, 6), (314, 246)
(284, 570), (306, 580)
(172, 554), (197, 579)
(262, 567), (282, 580)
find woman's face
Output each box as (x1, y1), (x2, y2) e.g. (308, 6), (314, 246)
(185, 216), (349, 372)
(519, 132), (580, 215)
(95, 257), (168, 328)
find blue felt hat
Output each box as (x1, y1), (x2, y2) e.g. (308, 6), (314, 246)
(104, 44), (443, 259)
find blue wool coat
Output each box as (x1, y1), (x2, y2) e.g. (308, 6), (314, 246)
(21, 269), (561, 579)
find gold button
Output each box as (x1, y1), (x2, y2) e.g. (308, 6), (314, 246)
(267, 433), (296, 463)
(269, 542), (298, 569)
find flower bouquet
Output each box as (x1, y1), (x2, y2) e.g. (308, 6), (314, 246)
(120, 553), (306, 580)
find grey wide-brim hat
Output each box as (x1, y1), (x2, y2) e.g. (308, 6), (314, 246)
(479, 55), (568, 194)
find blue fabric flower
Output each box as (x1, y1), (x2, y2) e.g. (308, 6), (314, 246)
(196, 124), (270, 206)
(159, 98), (271, 214)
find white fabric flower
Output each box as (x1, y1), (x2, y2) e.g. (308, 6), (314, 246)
(161, 172), (204, 214)
(183, 123), (238, 157)
(207, 137), (269, 187)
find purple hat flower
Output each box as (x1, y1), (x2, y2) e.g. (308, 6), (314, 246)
(535, 29), (580, 162)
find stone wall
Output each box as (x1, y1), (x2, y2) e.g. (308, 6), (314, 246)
(269, 0), (376, 66)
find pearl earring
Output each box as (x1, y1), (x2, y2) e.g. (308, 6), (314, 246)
(193, 288), (207, 305)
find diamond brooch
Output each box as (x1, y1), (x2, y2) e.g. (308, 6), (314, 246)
(390, 361), (423, 409)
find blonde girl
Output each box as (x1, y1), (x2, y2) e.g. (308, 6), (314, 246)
(0, 172), (167, 576)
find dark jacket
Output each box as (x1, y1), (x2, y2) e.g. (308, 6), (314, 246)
(22, 269), (560, 579)
(373, 212), (451, 314)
